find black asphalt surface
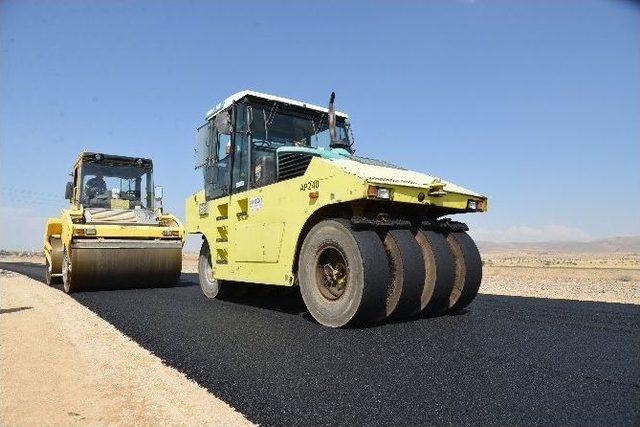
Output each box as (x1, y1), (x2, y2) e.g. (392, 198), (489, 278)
(3, 261), (640, 426)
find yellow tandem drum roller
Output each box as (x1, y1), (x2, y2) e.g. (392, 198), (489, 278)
(43, 151), (185, 293)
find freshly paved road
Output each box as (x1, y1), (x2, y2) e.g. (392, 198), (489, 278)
(3, 261), (640, 426)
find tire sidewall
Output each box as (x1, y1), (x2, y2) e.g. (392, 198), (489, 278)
(298, 220), (365, 327)
(45, 258), (52, 285)
(62, 251), (73, 294)
(198, 241), (220, 299)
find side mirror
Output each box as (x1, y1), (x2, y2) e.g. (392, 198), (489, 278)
(154, 186), (163, 200)
(65, 182), (73, 200)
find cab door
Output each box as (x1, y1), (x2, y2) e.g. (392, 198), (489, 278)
(229, 102), (284, 266)
(196, 109), (232, 265)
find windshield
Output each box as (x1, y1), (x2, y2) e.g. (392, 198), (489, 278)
(249, 102), (351, 151)
(80, 161), (153, 209)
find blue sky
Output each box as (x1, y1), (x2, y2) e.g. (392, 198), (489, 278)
(2, 0), (638, 250)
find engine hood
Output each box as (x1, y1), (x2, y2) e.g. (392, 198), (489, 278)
(326, 157), (484, 198)
(84, 208), (158, 225)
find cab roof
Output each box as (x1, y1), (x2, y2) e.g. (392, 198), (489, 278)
(75, 152), (153, 168)
(205, 90), (349, 121)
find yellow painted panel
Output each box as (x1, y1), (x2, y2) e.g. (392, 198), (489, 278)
(233, 222), (284, 263)
(110, 199), (130, 209)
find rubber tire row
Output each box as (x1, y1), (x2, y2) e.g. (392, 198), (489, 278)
(296, 220), (483, 327)
(196, 219), (483, 328)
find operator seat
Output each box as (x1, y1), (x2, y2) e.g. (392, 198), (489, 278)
(254, 154), (276, 187)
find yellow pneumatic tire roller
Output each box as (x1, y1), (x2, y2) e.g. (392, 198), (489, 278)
(62, 239), (182, 294)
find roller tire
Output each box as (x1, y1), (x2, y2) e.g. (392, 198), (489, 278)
(62, 250), (78, 294)
(445, 231), (482, 311)
(298, 219), (390, 327)
(44, 259), (60, 285)
(380, 229), (425, 319)
(47, 238), (63, 285)
(198, 240), (222, 299)
(414, 229), (456, 314)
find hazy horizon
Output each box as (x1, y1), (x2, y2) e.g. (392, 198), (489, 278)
(2, 234), (640, 253)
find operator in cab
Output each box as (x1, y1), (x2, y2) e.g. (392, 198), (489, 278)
(85, 173), (107, 199)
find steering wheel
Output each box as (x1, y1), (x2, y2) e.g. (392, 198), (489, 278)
(123, 189), (138, 199)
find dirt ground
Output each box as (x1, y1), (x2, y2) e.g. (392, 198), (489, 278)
(481, 265), (640, 304)
(1, 271), (252, 426)
(478, 250), (640, 304)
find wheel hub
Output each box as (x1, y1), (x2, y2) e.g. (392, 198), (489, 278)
(316, 247), (348, 300)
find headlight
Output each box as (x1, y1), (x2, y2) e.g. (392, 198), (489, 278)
(377, 188), (391, 199)
(467, 200), (477, 210)
(367, 186), (392, 200)
(74, 227), (96, 236)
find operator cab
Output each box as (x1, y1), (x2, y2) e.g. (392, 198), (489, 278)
(195, 90), (353, 201)
(67, 152), (157, 211)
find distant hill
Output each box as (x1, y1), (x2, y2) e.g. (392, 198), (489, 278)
(477, 236), (640, 254)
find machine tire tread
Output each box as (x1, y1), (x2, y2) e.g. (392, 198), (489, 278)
(446, 231), (483, 311)
(415, 229), (456, 314)
(381, 229), (425, 318)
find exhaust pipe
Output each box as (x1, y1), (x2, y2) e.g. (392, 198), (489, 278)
(328, 92), (339, 148)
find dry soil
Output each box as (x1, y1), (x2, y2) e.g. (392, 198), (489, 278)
(1, 271), (252, 426)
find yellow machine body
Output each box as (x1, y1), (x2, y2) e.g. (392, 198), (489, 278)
(186, 150), (487, 287)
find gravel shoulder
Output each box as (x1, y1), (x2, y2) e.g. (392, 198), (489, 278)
(1, 271), (252, 426)
(481, 265), (640, 305)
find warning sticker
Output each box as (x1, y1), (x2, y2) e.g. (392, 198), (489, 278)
(249, 196), (263, 211)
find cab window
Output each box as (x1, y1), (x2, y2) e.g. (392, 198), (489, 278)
(231, 104), (249, 192)
(197, 108), (232, 201)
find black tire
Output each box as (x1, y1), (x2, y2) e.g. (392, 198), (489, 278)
(45, 258), (52, 285)
(62, 250), (77, 294)
(45, 238), (63, 285)
(380, 229), (425, 319)
(199, 240), (221, 299)
(414, 229), (456, 314)
(44, 258), (60, 285)
(445, 231), (482, 311)
(298, 219), (390, 327)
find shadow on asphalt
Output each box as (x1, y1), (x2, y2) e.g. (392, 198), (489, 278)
(183, 272), (308, 315)
(2, 261), (639, 426)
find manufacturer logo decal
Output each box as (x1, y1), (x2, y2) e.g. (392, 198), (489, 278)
(249, 196), (263, 211)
